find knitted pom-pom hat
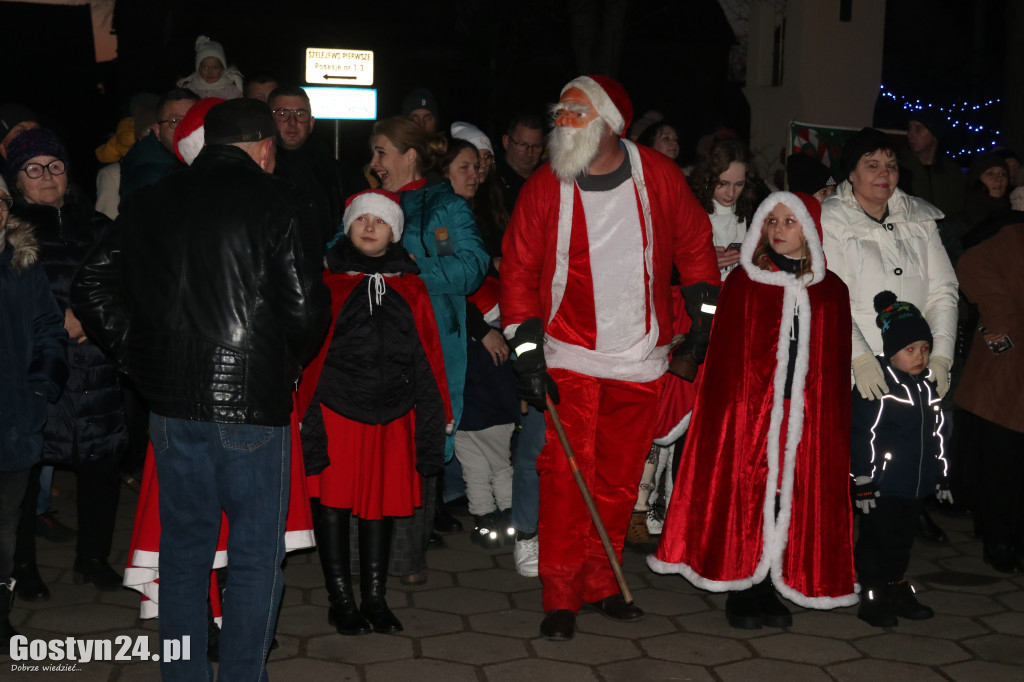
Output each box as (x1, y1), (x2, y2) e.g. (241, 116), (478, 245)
(194, 35), (227, 72)
(873, 290), (933, 360)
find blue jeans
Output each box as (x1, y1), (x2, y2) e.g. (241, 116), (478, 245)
(511, 406), (545, 533)
(151, 414), (289, 682)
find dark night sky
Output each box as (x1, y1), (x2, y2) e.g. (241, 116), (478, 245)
(0, 0), (1011, 182)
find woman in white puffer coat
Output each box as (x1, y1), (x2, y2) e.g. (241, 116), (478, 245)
(821, 127), (958, 402)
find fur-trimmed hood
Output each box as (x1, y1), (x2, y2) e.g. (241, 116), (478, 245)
(1, 215), (40, 272)
(740, 191), (827, 287)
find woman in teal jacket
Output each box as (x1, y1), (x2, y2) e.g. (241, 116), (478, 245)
(353, 116), (488, 581)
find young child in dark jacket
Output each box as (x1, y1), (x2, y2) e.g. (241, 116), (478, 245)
(300, 189), (452, 637)
(851, 291), (951, 627)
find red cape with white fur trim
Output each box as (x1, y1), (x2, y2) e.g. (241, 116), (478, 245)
(649, 191), (858, 609)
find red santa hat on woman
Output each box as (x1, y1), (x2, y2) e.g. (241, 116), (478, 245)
(560, 75), (634, 137)
(173, 97), (225, 165)
(342, 189), (405, 242)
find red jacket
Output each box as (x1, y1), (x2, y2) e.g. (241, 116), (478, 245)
(500, 142), (718, 380)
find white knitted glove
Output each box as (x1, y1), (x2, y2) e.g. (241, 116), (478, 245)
(852, 476), (879, 514)
(929, 356), (953, 398)
(853, 353), (889, 401)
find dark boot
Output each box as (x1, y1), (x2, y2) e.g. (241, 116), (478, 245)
(470, 512), (501, 549)
(498, 508), (516, 546)
(359, 517), (402, 634)
(725, 587), (762, 630)
(751, 579), (792, 628)
(916, 507), (948, 544)
(12, 562), (50, 602)
(0, 579), (18, 656)
(858, 584), (898, 627)
(316, 505), (371, 636)
(888, 580), (934, 620)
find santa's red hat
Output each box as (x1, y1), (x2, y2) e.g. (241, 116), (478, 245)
(173, 97), (225, 165)
(560, 75), (633, 137)
(342, 189), (404, 242)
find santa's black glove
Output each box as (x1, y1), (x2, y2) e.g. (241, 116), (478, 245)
(510, 317), (559, 411)
(851, 475), (879, 514)
(677, 282), (721, 365)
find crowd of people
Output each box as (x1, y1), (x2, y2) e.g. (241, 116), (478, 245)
(0, 31), (1022, 679)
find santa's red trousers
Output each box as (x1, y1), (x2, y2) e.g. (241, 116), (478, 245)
(538, 368), (662, 612)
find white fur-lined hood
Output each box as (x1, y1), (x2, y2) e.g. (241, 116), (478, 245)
(740, 191), (827, 287)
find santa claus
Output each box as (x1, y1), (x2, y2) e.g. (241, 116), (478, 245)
(500, 75), (719, 640)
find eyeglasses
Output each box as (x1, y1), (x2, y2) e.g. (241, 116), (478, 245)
(0, 195), (12, 210)
(272, 108), (311, 123)
(509, 137), (543, 154)
(19, 160), (66, 179)
(158, 117), (185, 129)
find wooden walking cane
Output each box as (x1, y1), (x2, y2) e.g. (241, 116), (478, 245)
(544, 394), (635, 605)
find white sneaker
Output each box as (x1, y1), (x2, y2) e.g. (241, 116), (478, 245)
(513, 536), (539, 577)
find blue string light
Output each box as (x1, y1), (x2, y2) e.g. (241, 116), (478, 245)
(879, 85), (1002, 159)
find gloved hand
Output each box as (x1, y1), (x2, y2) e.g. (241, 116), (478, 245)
(676, 282), (721, 367)
(851, 475), (879, 514)
(853, 353), (889, 401)
(928, 355), (953, 398)
(510, 318), (559, 411)
(935, 478), (954, 504)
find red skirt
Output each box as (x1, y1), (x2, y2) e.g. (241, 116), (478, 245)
(307, 404), (422, 520)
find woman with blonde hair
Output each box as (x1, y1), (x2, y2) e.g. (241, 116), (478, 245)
(651, 192), (857, 630)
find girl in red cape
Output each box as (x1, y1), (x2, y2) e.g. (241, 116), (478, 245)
(300, 189), (452, 637)
(648, 191), (858, 628)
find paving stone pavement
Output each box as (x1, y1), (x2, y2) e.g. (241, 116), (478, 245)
(4, 471), (1023, 680)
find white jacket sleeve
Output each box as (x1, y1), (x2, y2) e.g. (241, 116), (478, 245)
(922, 223), (959, 360)
(822, 207), (873, 360)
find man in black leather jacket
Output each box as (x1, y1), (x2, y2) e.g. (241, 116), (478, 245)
(72, 98), (330, 682)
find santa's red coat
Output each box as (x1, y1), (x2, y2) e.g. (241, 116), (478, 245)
(649, 192), (858, 609)
(500, 142), (719, 380)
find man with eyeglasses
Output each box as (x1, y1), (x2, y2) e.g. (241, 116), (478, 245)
(120, 88), (198, 200)
(269, 85), (347, 263)
(498, 113), (545, 211)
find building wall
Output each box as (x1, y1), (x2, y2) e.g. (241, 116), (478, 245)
(744, 0), (887, 183)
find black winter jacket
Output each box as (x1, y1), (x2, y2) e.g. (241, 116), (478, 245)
(302, 240), (447, 477)
(72, 145), (331, 426)
(850, 357), (946, 500)
(0, 216), (68, 470)
(14, 191), (126, 464)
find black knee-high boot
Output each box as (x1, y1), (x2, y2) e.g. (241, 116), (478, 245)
(316, 504), (371, 636)
(359, 517), (402, 634)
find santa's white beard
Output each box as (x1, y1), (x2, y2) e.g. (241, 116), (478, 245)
(548, 118), (605, 183)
